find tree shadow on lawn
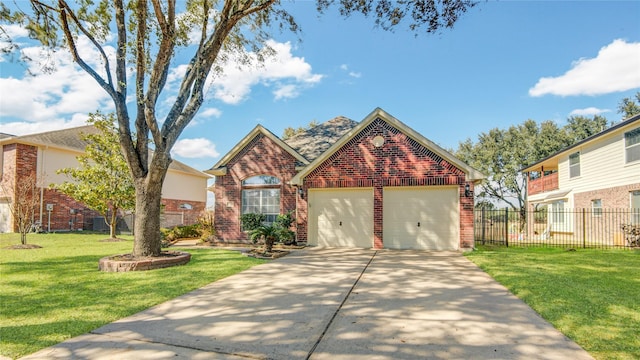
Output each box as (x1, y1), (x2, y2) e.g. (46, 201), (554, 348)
(0, 250), (264, 358)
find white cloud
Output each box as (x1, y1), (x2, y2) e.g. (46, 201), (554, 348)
(273, 84), (299, 100)
(0, 26), (319, 139)
(209, 40), (323, 104)
(198, 107), (223, 118)
(529, 39), (640, 97)
(0, 36), (113, 125)
(172, 138), (220, 158)
(569, 107), (611, 116)
(1, 115), (89, 136)
(348, 71), (362, 78)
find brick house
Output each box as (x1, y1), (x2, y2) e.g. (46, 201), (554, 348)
(522, 113), (640, 240)
(0, 126), (210, 233)
(207, 108), (484, 250)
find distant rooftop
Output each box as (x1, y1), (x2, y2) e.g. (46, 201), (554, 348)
(0, 125), (209, 178)
(284, 116), (358, 161)
(0, 125), (97, 150)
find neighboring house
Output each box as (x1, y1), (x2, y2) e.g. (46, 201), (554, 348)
(522, 114), (640, 240)
(206, 108), (484, 250)
(0, 126), (210, 233)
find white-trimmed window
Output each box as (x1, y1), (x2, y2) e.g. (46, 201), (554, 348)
(552, 200), (565, 224)
(591, 199), (602, 217)
(625, 128), (640, 164)
(241, 175), (280, 225)
(631, 191), (640, 224)
(569, 152), (580, 178)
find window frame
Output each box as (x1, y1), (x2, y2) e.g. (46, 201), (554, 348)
(569, 152), (580, 178)
(631, 190), (640, 225)
(551, 200), (565, 224)
(624, 127), (640, 164)
(591, 199), (602, 217)
(241, 175), (281, 226)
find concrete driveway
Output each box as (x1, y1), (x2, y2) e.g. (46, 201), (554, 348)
(22, 249), (592, 360)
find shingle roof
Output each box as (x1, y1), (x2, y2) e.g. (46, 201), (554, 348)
(3, 125), (98, 150)
(284, 116), (358, 161)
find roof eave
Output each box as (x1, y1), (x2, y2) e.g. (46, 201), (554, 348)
(521, 114), (640, 173)
(204, 167), (227, 176)
(209, 125), (309, 172)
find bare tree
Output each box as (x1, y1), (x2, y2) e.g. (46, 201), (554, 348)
(3, 174), (40, 245)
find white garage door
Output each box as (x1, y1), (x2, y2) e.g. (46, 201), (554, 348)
(308, 188), (374, 248)
(383, 186), (459, 250)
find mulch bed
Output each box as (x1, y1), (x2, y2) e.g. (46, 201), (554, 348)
(3, 244), (43, 249)
(245, 249), (291, 259)
(98, 238), (127, 242)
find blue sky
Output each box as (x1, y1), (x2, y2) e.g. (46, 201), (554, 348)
(1, 0), (640, 179)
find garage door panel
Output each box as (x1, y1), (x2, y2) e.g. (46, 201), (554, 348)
(383, 186), (459, 250)
(309, 188), (373, 248)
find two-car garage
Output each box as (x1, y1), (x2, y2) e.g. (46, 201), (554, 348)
(307, 186), (460, 250)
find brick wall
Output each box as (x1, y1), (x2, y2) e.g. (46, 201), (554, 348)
(161, 198), (207, 226)
(2, 142), (204, 233)
(214, 133), (298, 241)
(1, 144), (18, 200)
(574, 183), (640, 209)
(1, 144), (39, 232)
(39, 188), (99, 231)
(301, 118), (474, 249)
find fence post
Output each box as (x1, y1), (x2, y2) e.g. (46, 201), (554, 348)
(481, 207), (486, 245)
(582, 208), (586, 249)
(505, 208), (509, 248)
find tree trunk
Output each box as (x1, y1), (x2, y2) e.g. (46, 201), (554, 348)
(109, 208), (118, 239)
(265, 236), (275, 253)
(132, 157), (170, 257)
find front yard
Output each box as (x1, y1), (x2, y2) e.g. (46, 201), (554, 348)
(465, 246), (640, 360)
(0, 233), (266, 359)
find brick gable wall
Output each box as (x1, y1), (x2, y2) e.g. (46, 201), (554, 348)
(214, 133), (298, 241)
(300, 118), (475, 249)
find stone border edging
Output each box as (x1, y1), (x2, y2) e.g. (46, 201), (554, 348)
(98, 251), (191, 272)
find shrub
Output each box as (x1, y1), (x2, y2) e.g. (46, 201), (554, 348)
(275, 211), (296, 245)
(160, 224), (201, 243)
(197, 210), (215, 240)
(241, 213), (265, 232)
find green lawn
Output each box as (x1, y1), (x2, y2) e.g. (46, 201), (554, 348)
(0, 233), (265, 359)
(465, 246), (640, 360)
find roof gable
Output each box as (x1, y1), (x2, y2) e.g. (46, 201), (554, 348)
(205, 125), (309, 175)
(290, 108), (484, 185)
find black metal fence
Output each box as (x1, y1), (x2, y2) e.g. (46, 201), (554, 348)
(474, 208), (640, 249)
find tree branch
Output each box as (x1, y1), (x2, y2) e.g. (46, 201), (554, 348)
(56, 0), (114, 97)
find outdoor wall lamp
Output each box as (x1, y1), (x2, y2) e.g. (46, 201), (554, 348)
(298, 187), (305, 199)
(465, 184), (471, 197)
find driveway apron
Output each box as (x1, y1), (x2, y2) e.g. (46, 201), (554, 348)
(21, 249), (592, 360)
